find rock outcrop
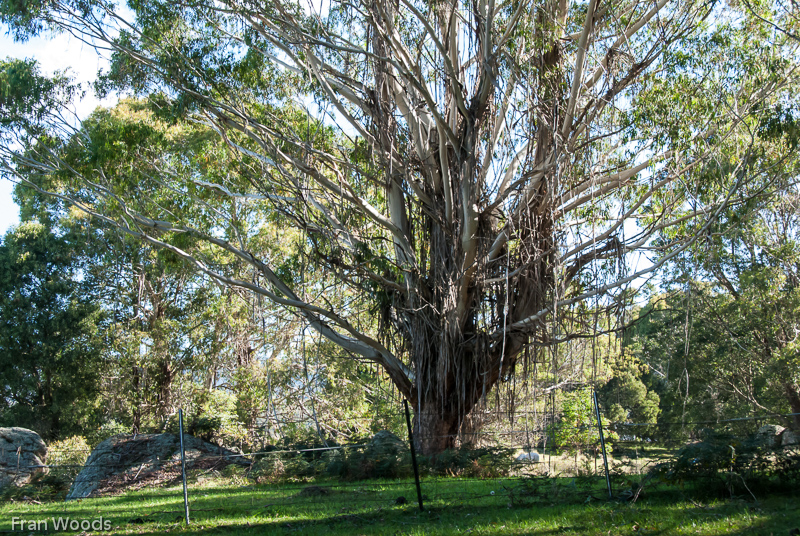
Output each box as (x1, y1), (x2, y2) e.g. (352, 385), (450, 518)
(515, 451), (540, 463)
(755, 424), (785, 449)
(782, 428), (800, 448)
(67, 434), (248, 499)
(369, 430), (406, 455)
(0, 428), (47, 488)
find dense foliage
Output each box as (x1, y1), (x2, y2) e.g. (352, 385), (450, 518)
(0, 223), (102, 438)
(0, 0), (798, 454)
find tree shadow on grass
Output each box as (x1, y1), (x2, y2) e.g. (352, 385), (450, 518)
(1, 481), (797, 535)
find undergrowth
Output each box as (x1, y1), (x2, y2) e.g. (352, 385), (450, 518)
(652, 429), (800, 499)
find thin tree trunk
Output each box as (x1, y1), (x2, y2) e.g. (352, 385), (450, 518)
(784, 382), (800, 430)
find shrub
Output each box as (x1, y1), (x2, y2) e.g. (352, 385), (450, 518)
(652, 429), (800, 497)
(547, 388), (600, 454)
(325, 444), (411, 480)
(250, 441), (516, 482)
(250, 453), (319, 483)
(423, 446), (515, 478)
(0, 436), (90, 502)
(184, 389), (249, 450)
(221, 464), (248, 485)
(47, 436), (91, 482)
(0, 474), (71, 502)
(774, 446), (800, 487)
(86, 420), (129, 447)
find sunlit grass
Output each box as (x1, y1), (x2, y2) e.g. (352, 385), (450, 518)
(0, 476), (797, 535)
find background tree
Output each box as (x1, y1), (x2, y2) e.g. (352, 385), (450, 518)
(625, 84), (800, 432)
(598, 360), (660, 434)
(632, 192), (800, 432)
(0, 222), (103, 439)
(4, 96), (404, 445)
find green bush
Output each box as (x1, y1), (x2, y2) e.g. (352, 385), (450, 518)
(653, 429), (800, 497)
(774, 446), (800, 487)
(324, 443), (411, 480)
(323, 444), (515, 480)
(184, 389), (249, 449)
(248, 440), (517, 482)
(0, 474), (71, 502)
(86, 420), (130, 447)
(547, 388), (600, 454)
(250, 452), (320, 483)
(0, 436), (90, 502)
(47, 436), (91, 484)
(220, 464), (249, 485)
(423, 446), (515, 478)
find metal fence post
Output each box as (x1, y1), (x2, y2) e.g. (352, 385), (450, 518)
(403, 399), (424, 511)
(178, 409), (190, 525)
(593, 390), (613, 499)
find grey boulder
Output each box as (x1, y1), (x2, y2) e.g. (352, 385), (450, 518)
(755, 424), (786, 449)
(782, 428), (800, 448)
(0, 427), (47, 488)
(67, 433), (247, 499)
(516, 451), (540, 463)
(369, 430), (406, 455)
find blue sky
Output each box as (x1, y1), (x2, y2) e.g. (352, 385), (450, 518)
(1, 27), (116, 236)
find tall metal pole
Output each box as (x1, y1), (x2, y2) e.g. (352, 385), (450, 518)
(178, 409), (190, 525)
(593, 391), (613, 499)
(403, 400), (424, 511)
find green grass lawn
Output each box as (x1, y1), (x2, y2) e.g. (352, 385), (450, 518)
(1, 477), (798, 535)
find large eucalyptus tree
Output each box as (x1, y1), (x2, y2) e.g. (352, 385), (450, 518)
(2, 0), (798, 451)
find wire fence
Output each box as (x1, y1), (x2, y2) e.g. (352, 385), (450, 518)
(1, 399), (798, 531)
